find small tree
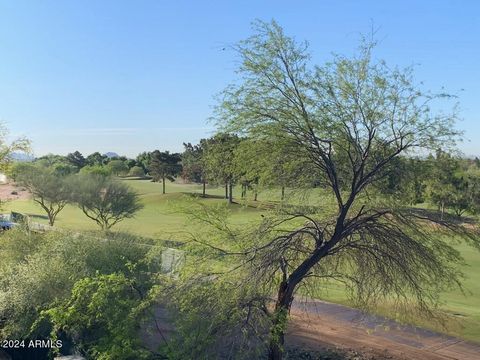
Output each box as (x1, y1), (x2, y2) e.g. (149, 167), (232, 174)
(107, 159), (129, 176)
(15, 165), (70, 226)
(148, 150), (182, 194)
(71, 175), (143, 230)
(128, 166), (145, 178)
(52, 163), (78, 176)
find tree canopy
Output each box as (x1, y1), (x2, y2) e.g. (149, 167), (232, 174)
(148, 150), (182, 194)
(70, 174), (143, 230)
(207, 20), (476, 360)
(14, 164), (71, 226)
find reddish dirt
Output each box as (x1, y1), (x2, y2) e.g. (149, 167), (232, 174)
(0, 182), (30, 202)
(287, 299), (480, 360)
(143, 300), (480, 359)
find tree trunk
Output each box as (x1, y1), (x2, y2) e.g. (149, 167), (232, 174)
(229, 181), (233, 203)
(162, 176), (166, 194)
(281, 186), (285, 201)
(268, 281), (296, 360)
(225, 183), (228, 199)
(202, 180), (206, 197)
(267, 231), (346, 359)
(48, 214), (54, 226)
(254, 189), (258, 201)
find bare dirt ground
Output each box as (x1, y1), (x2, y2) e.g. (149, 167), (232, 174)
(0, 182), (30, 202)
(288, 299), (480, 360)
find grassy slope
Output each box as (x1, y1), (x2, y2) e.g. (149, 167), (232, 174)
(3, 179), (479, 341)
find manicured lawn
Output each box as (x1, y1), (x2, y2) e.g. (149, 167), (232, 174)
(2, 179), (266, 239)
(2, 179), (479, 342)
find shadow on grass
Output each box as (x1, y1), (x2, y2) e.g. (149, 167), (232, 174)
(181, 192), (226, 200)
(403, 207), (477, 225)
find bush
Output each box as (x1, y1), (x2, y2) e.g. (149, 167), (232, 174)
(128, 166), (145, 177)
(0, 230), (164, 358)
(45, 273), (153, 360)
(80, 165), (112, 177)
(160, 276), (270, 359)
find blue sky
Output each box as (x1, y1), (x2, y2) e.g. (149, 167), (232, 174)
(0, 0), (478, 157)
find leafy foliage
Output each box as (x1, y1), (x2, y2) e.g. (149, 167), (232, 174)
(210, 20), (475, 359)
(14, 164), (71, 225)
(70, 174), (143, 229)
(108, 159), (129, 176)
(80, 164), (113, 176)
(66, 150), (87, 169)
(202, 133), (240, 186)
(181, 142), (205, 184)
(128, 165), (146, 177)
(148, 150), (182, 194)
(161, 274), (270, 360)
(0, 230), (164, 359)
(44, 273), (153, 360)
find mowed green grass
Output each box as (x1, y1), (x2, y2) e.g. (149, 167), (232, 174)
(3, 180), (268, 239)
(2, 179), (480, 342)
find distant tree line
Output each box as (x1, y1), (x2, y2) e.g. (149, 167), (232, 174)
(10, 138), (480, 217)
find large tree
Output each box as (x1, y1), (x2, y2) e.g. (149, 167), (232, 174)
(210, 21), (477, 359)
(202, 133), (241, 203)
(149, 150), (182, 194)
(15, 165), (71, 226)
(135, 151), (151, 174)
(426, 150), (467, 217)
(66, 151), (86, 170)
(181, 142), (207, 196)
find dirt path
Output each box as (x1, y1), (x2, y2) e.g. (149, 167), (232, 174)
(288, 299), (480, 360)
(0, 182), (30, 201)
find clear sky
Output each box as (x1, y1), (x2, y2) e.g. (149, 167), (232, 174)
(0, 0), (478, 158)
